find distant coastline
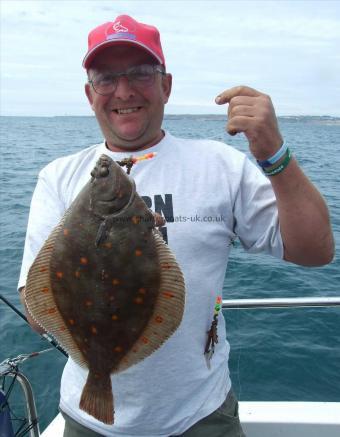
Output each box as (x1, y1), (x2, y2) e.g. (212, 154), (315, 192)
(1, 114), (340, 121)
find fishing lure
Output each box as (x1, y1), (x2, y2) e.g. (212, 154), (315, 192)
(204, 296), (222, 368)
(117, 152), (157, 174)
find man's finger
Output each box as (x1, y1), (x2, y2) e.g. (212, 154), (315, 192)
(216, 85), (262, 105)
(228, 104), (255, 120)
(227, 115), (253, 136)
(228, 96), (256, 108)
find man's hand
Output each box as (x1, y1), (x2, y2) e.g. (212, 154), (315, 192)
(215, 86), (334, 266)
(216, 85), (283, 161)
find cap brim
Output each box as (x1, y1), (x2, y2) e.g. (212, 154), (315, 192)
(82, 39), (163, 69)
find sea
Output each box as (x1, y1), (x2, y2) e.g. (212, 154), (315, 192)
(0, 115), (339, 432)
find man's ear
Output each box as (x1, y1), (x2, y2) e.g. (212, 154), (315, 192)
(162, 73), (172, 104)
(85, 83), (95, 110)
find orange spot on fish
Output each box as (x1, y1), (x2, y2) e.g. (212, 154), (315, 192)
(75, 270), (81, 278)
(135, 249), (142, 256)
(59, 326), (66, 332)
(68, 319), (75, 325)
(47, 307), (56, 314)
(39, 266), (48, 272)
(138, 287), (146, 294)
(41, 287), (49, 293)
(163, 291), (174, 298)
(56, 271), (64, 279)
(112, 278), (120, 285)
(111, 314), (118, 320)
(155, 315), (164, 324)
(85, 300), (93, 307)
(80, 257), (88, 265)
(114, 346), (123, 353)
(91, 326), (98, 334)
(94, 373), (100, 379)
(141, 337), (149, 344)
(134, 297), (144, 304)
(131, 216), (141, 225)
(132, 348), (138, 353)
(63, 229), (69, 236)
(104, 242), (112, 249)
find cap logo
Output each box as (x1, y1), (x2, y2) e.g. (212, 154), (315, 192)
(113, 21), (128, 33)
(107, 20), (136, 41)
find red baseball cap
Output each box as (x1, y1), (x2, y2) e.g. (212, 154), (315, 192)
(82, 15), (165, 69)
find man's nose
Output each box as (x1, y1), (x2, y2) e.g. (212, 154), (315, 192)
(114, 75), (135, 99)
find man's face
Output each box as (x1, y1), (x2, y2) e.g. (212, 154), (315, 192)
(85, 45), (172, 152)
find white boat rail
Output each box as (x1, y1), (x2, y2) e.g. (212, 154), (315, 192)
(222, 296), (340, 309)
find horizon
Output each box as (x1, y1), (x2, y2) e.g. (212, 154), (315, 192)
(1, 114), (340, 119)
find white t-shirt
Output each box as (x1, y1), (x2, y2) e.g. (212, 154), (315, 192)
(18, 131), (283, 436)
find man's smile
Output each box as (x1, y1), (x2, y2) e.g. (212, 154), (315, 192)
(112, 107), (143, 115)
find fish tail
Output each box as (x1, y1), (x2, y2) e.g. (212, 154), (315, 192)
(79, 370), (114, 424)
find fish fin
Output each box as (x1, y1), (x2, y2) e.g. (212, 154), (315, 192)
(25, 218), (88, 368)
(115, 230), (185, 372)
(79, 370), (114, 424)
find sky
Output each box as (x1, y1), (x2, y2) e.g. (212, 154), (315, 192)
(1, 0), (340, 116)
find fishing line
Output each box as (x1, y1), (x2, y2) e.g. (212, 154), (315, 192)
(0, 294), (28, 324)
(0, 294), (68, 358)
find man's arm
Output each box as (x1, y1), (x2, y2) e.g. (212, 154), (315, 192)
(267, 157), (334, 266)
(216, 86), (334, 266)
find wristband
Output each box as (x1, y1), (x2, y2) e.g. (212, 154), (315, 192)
(263, 148), (292, 176)
(257, 142), (288, 168)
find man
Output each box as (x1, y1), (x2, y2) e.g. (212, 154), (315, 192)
(19, 14), (334, 437)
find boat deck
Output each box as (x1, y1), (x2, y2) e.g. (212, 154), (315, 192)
(41, 401), (340, 436)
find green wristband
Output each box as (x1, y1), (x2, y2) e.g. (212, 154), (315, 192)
(263, 148), (292, 176)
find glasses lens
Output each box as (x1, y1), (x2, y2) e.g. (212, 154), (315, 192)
(91, 74), (116, 95)
(90, 65), (163, 95)
(129, 65), (156, 86)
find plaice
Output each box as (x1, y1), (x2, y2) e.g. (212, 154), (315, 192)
(25, 154), (185, 424)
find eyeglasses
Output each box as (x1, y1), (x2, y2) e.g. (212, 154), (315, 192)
(88, 64), (166, 96)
